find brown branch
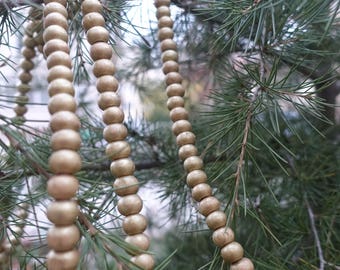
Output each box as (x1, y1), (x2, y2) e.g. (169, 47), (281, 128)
(78, 211), (98, 236)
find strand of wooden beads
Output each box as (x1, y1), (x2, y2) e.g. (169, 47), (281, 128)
(154, 1), (254, 269)
(43, 1), (81, 269)
(80, 1), (154, 269)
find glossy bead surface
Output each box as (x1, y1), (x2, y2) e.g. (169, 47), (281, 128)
(93, 59), (115, 77)
(48, 78), (75, 96)
(44, 12), (68, 29)
(44, 39), (69, 57)
(110, 158), (135, 177)
(96, 75), (119, 93)
(186, 170), (207, 188)
(220, 242), (244, 263)
(230, 258), (255, 270)
(103, 124), (128, 142)
(167, 96), (184, 110)
(47, 249), (80, 270)
(160, 39), (177, 51)
(48, 93), (77, 114)
(156, 6), (170, 19)
(123, 214), (147, 235)
(178, 144), (198, 160)
(47, 65), (73, 83)
(198, 196), (220, 217)
(212, 227), (235, 248)
(102, 107), (124, 124)
(176, 131), (196, 147)
(114, 176), (139, 196)
(106, 141), (131, 160)
(90, 42), (113, 60)
(162, 50), (178, 62)
(166, 83), (185, 97)
(50, 111), (80, 131)
(51, 129), (81, 151)
(44, 3), (68, 19)
(117, 194), (143, 216)
(206, 211), (227, 230)
(125, 233), (150, 254)
(47, 51), (72, 69)
(165, 72), (182, 85)
(162, 60), (179, 74)
(86, 26), (109, 44)
(172, 120), (192, 136)
(131, 254), (154, 270)
(47, 225), (80, 251)
(47, 201), (79, 226)
(49, 150), (82, 174)
(183, 156), (203, 172)
(81, 0), (102, 14)
(170, 107), (188, 122)
(43, 25), (68, 43)
(82, 12), (105, 31)
(192, 183), (212, 202)
(47, 175), (79, 200)
(158, 16), (173, 28)
(158, 27), (174, 41)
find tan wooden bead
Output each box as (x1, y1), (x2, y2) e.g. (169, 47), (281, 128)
(206, 210), (227, 230)
(212, 227), (235, 248)
(82, 12), (105, 31)
(172, 120), (192, 136)
(154, 0), (171, 8)
(110, 158), (135, 177)
(165, 72), (182, 85)
(21, 47), (36, 59)
(158, 27), (174, 41)
(183, 156), (203, 172)
(15, 95), (29, 106)
(96, 75), (119, 93)
(49, 150), (82, 174)
(98, 92), (121, 110)
(162, 60), (179, 74)
(50, 111), (80, 132)
(160, 39), (177, 52)
(166, 83), (185, 97)
(14, 105), (28, 116)
(23, 36), (36, 48)
(47, 65), (73, 83)
(44, 12), (68, 29)
(167, 96), (184, 110)
(19, 72), (32, 83)
(47, 249), (79, 270)
(47, 175), (79, 200)
(117, 194), (143, 216)
(198, 196), (220, 217)
(192, 183), (212, 202)
(230, 258), (255, 270)
(47, 225), (80, 252)
(90, 42), (113, 60)
(20, 59), (34, 71)
(86, 26), (109, 44)
(178, 144), (198, 160)
(106, 141), (131, 160)
(162, 50), (178, 62)
(81, 0), (102, 14)
(176, 131), (196, 147)
(48, 78), (75, 96)
(43, 39), (69, 57)
(170, 107), (188, 122)
(44, 0), (67, 6)
(131, 254), (155, 270)
(43, 25), (68, 43)
(102, 107), (124, 124)
(44, 2), (68, 18)
(125, 233), (150, 254)
(158, 16), (173, 28)
(51, 129), (81, 151)
(156, 6), (170, 19)
(47, 51), (72, 69)
(48, 93), (77, 114)
(93, 59), (115, 77)
(103, 123), (128, 142)
(220, 242), (244, 263)
(122, 214), (147, 235)
(47, 201), (79, 226)
(114, 175), (139, 196)
(186, 170), (207, 188)
(34, 33), (44, 47)
(17, 83), (31, 94)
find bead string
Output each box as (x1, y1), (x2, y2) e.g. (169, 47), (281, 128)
(154, 1), (255, 269)
(43, 1), (81, 269)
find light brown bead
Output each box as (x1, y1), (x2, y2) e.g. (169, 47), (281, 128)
(165, 72), (182, 85)
(230, 258), (255, 270)
(47, 175), (79, 200)
(43, 39), (69, 57)
(46, 249), (79, 270)
(47, 201), (79, 226)
(43, 25), (68, 43)
(47, 65), (73, 83)
(220, 242), (244, 263)
(198, 196), (220, 217)
(47, 225), (80, 252)
(156, 6), (170, 19)
(206, 210), (227, 230)
(51, 129), (81, 151)
(172, 120), (192, 136)
(48, 93), (77, 114)
(192, 183), (212, 202)
(14, 105), (28, 116)
(86, 26), (109, 44)
(125, 233), (150, 254)
(44, 0), (67, 5)
(212, 227), (235, 248)
(131, 254), (155, 270)
(23, 35), (36, 48)
(170, 107), (188, 122)
(158, 16), (173, 28)
(15, 95), (29, 106)
(106, 141), (131, 160)
(122, 214), (147, 235)
(81, 0), (102, 14)
(166, 83), (185, 97)
(186, 170), (207, 188)
(160, 39), (177, 52)
(93, 59), (115, 77)
(19, 72), (32, 83)
(114, 175), (139, 196)
(117, 194), (143, 216)
(96, 75), (119, 93)
(50, 111), (80, 131)
(44, 12), (68, 29)
(162, 60), (179, 74)
(167, 96), (184, 110)
(110, 158), (135, 177)
(178, 144), (198, 160)
(49, 150), (82, 174)
(47, 51), (72, 69)
(176, 131), (195, 147)
(103, 123), (127, 142)
(102, 107), (124, 124)
(162, 50), (178, 62)
(48, 78), (75, 96)
(44, 3), (68, 18)
(154, 0), (171, 8)
(21, 47), (35, 59)
(82, 12), (105, 31)
(183, 156), (203, 172)
(17, 83), (31, 94)
(20, 59), (34, 71)
(158, 27), (174, 41)
(90, 42), (113, 60)
(98, 92), (121, 110)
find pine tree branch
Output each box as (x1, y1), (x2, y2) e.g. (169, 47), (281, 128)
(0, 0), (42, 7)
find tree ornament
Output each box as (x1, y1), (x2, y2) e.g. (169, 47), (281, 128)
(230, 258), (255, 270)
(220, 241), (244, 263)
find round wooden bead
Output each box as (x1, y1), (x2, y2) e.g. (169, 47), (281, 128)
(158, 27), (174, 41)
(161, 39), (177, 52)
(110, 158), (135, 177)
(47, 201), (79, 226)
(47, 175), (79, 200)
(48, 78), (75, 96)
(183, 156), (203, 172)
(158, 16), (173, 28)
(17, 83), (31, 94)
(86, 26), (109, 44)
(114, 175), (139, 196)
(178, 144), (198, 160)
(19, 72), (32, 83)
(48, 93), (77, 114)
(44, 0), (67, 5)
(125, 233), (150, 254)
(43, 39), (69, 57)
(14, 105), (28, 116)
(43, 25), (68, 43)
(15, 95), (29, 106)
(154, 0), (171, 8)
(51, 129), (81, 151)
(47, 65), (73, 83)
(198, 196), (220, 217)
(82, 12), (105, 31)
(156, 6), (170, 19)
(230, 258), (255, 270)
(44, 12), (68, 29)
(21, 47), (35, 59)
(96, 75), (119, 93)
(49, 150), (82, 174)
(165, 72), (182, 85)
(47, 51), (72, 69)
(106, 141), (131, 160)
(117, 194), (143, 216)
(44, 3), (68, 18)
(162, 50), (178, 62)
(23, 35), (36, 48)
(192, 183), (212, 202)
(221, 242), (244, 263)
(50, 111), (80, 131)
(162, 60), (179, 74)
(167, 96), (184, 110)
(122, 214), (147, 235)
(206, 210), (227, 230)
(47, 225), (80, 252)
(93, 59), (115, 77)
(172, 120), (192, 136)
(176, 131), (195, 147)
(186, 170), (207, 188)
(131, 254), (154, 270)
(81, 0), (102, 14)
(103, 123), (127, 142)
(98, 92), (120, 110)
(20, 59), (34, 71)
(212, 227), (235, 248)
(102, 107), (124, 124)
(170, 107), (188, 122)
(90, 42), (113, 60)
(166, 83), (185, 97)
(47, 249), (79, 270)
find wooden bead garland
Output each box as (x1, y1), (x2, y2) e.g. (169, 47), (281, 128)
(154, 1), (254, 269)
(81, 1), (154, 269)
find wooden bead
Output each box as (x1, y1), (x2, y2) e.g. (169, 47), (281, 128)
(17, 83), (30, 94)
(206, 210), (227, 230)
(125, 233), (150, 254)
(45, 0), (67, 5)
(221, 242), (244, 263)
(170, 107), (188, 122)
(102, 107), (124, 124)
(14, 105), (28, 116)
(47, 249), (79, 270)
(117, 194), (143, 216)
(48, 93), (77, 114)
(23, 35), (36, 48)
(176, 131), (195, 147)
(230, 258), (254, 270)
(90, 42), (112, 60)
(96, 75), (119, 93)
(43, 25), (68, 43)
(98, 92), (120, 110)
(162, 50), (178, 62)
(165, 72), (182, 85)
(47, 225), (80, 251)
(49, 150), (82, 174)
(44, 3), (68, 19)
(47, 65), (73, 83)
(172, 120), (192, 136)
(212, 227), (235, 248)
(43, 39), (69, 57)
(198, 196), (220, 217)
(162, 60), (179, 74)
(156, 6), (170, 19)
(86, 26), (109, 44)
(47, 51), (72, 69)
(51, 129), (81, 151)
(183, 156), (203, 172)
(47, 175), (79, 200)
(47, 201), (79, 226)
(186, 170), (207, 188)
(19, 72), (32, 83)
(166, 83), (184, 97)
(21, 47), (35, 59)
(50, 111), (80, 131)
(192, 183), (212, 202)
(110, 158), (135, 177)
(167, 96), (184, 110)
(122, 214), (147, 235)
(160, 39), (177, 52)
(93, 59), (115, 77)
(82, 12), (105, 31)
(114, 175), (139, 196)
(131, 254), (154, 270)
(20, 59), (34, 71)
(81, 0), (102, 14)
(154, 0), (171, 8)
(158, 16), (173, 28)
(44, 12), (68, 29)
(106, 141), (131, 160)
(103, 123), (127, 142)
(158, 27), (174, 41)
(15, 95), (29, 106)
(48, 78), (75, 96)
(178, 144), (198, 160)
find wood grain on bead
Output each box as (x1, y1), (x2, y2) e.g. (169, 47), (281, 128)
(158, 27), (174, 41)
(44, 39), (70, 57)
(166, 83), (185, 97)
(114, 176), (139, 196)
(110, 158), (135, 177)
(47, 249), (80, 270)
(172, 120), (192, 136)
(51, 129), (81, 151)
(167, 96), (185, 110)
(117, 194), (143, 216)
(176, 131), (196, 147)
(198, 196), (220, 217)
(156, 6), (171, 19)
(102, 107), (124, 124)
(212, 227), (235, 248)
(162, 60), (179, 74)
(165, 72), (182, 85)
(93, 59), (115, 77)
(160, 39), (177, 51)
(90, 42), (113, 60)
(48, 78), (75, 96)
(158, 16), (173, 28)
(106, 141), (131, 160)
(186, 169), (207, 188)
(131, 254), (155, 270)
(44, 3), (68, 19)
(161, 50), (178, 62)
(47, 51), (72, 69)
(170, 107), (188, 122)
(86, 26), (109, 44)
(82, 12), (105, 31)
(48, 93), (77, 114)
(122, 214), (147, 235)
(103, 124), (128, 142)
(49, 150), (82, 174)
(220, 242), (244, 263)
(47, 175), (79, 200)
(47, 225), (80, 252)
(96, 75), (119, 93)
(230, 258), (255, 270)
(50, 111), (80, 131)
(81, 0), (102, 14)
(183, 156), (203, 172)
(43, 25), (68, 43)
(44, 12), (68, 29)
(125, 233), (150, 254)
(178, 144), (198, 160)
(47, 201), (79, 226)
(206, 210), (227, 230)
(47, 65), (73, 83)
